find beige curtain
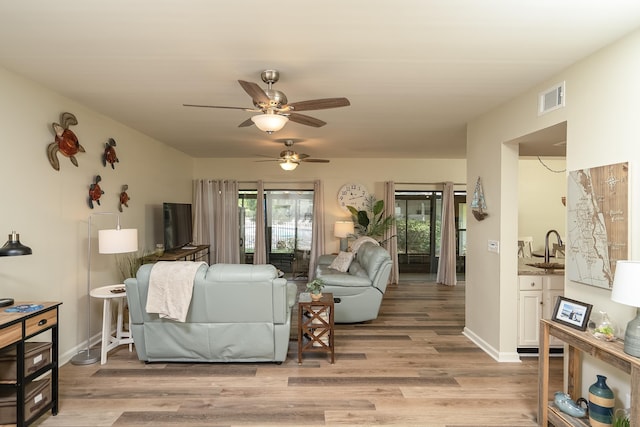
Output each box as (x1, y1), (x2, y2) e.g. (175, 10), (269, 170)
(436, 182), (457, 286)
(193, 179), (240, 264)
(253, 180), (267, 264)
(307, 180), (325, 280)
(383, 181), (399, 284)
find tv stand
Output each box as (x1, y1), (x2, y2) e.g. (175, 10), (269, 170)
(143, 244), (210, 264)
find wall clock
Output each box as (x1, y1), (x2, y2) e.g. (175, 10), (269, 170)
(337, 183), (369, 211)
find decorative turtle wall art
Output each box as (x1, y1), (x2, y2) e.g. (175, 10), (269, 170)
(118, 184), (130, 212)
(47, 112), (85, 171)
(88, 175), (104, 209)
(102, 138), (119, 169)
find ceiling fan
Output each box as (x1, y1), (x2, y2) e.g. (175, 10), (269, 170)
(183, 69), (350, 133)
(255, 139), (330, 171)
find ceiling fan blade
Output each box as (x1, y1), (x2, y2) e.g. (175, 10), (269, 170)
(289, 97), (350, 111)
(301, 158), (330, 163)
(288, 113), (326, 128)
(238, 80), (270, 104)
(298, 153), (310, 160)
(183, 104), (254, 111)
(238, 118), (255, 127)
(254, 159), (279, 162)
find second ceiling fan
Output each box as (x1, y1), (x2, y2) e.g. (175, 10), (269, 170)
(256, 139), (329, 171)
(183, 69), (350, 133)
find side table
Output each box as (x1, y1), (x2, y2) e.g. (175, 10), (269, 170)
(298, 292), (335, 364)
(90, 285), (133, 365)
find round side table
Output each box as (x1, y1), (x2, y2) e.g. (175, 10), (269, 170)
(90, 284), (133, 365)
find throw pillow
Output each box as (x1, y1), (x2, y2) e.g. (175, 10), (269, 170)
(329, 251), (354, 272)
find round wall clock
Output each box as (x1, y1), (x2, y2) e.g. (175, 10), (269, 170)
(337, 183), (369, 211)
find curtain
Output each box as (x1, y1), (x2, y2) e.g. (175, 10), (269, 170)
(193, 179), (240, 264)
(383, 181), (399, 284)
(253, 180), (267, 264)
(436, 182), (457, 286)
(307, 180), (325, 280)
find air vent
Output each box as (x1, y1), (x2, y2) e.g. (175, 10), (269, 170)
(538, 82), (565, 115)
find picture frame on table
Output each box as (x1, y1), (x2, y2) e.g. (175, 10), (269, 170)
(551, 296), (593, 331)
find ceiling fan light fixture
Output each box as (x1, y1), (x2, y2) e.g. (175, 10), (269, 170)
(279, 160), (298, 171)
(251, 113), (288, 134)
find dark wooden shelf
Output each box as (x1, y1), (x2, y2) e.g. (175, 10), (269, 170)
(142, 244), (210, 264)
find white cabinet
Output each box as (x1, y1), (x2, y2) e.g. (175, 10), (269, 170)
(517, 275), (564, 348)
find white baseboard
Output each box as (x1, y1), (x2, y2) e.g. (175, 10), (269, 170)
(463, 327), (521, 363)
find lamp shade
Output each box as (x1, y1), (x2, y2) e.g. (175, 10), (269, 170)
(0, 231), (32, 256)
(611, 260), (640, 307)
(334, 221), (354, 238)
(98, 228), (138, 254)
(251, 113), (288, 133)
(279, 160), (298, 171)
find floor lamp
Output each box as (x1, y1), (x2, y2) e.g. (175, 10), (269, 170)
(71, 213), (138, 365)
(0, 231), (32, 307)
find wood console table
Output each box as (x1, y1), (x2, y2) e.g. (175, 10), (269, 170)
(142, 244), (210, 264)
(539, 318), (640, 426)
(0, 302), (61, 426)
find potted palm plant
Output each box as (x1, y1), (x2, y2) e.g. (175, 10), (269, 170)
(347, 197), (395, 242)
(306, 278), (325, 301)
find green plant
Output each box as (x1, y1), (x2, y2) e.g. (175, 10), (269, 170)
(116, 252), (144, 282)
(613, 416), (630, 427)
(613, 408), (630, 427)
(306, 278), (325, 295)
(347, 197), (395, 239)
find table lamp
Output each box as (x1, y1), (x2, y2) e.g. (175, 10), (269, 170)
(0, 231), (32, 307)
(611, 260), (640, 357)
(334, 221), (354, 252)
(71, 213), (138, 365)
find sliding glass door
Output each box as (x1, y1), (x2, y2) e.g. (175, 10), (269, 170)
(395, 191), (466, 277)
(239, 189), (314, 278)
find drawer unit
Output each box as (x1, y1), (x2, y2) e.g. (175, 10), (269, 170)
(0, 302), (61, 426)
(519, 276), (543, 290)
(0, 324), (21, 349)
(25, 311), (57, 338)
(0, 342), (52, 381)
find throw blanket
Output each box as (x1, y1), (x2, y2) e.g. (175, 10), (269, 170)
(145, 261), (205, 322)
(351, 236), (379, 254)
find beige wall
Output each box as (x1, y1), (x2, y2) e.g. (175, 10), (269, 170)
(518, 158), (566, 253)
(193, 158), (467, 254)
(467, 27), (640, 399)
(0, 67), (193, 363)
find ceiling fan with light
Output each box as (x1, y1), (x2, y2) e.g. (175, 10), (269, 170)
(183, 70), (350, 134)
(255, 139), (330, 171)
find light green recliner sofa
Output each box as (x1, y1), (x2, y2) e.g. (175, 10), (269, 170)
(125, 263), (297, 363)
(315, 242), (392, 323)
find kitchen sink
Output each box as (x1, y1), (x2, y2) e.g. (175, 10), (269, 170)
(525, 262), (565, 271)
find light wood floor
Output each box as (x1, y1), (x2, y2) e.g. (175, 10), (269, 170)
(34, 281), (562, 427)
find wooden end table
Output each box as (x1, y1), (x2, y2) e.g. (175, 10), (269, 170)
(297, 292), (335, 364)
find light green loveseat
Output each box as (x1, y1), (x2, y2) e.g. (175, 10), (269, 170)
(125, 263), (297, 363)
(315, 242), (392, 323)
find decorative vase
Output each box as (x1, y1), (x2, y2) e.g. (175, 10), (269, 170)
(588, 375), (614, 427)
(310, 292), (323, 301)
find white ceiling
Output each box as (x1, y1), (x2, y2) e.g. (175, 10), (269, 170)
(2, 1), (640, 160)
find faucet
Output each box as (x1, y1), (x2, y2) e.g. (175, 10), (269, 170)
(544, 229), (563, 264)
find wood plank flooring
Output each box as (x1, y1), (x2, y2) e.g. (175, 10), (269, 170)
(33, 281), (562, 426)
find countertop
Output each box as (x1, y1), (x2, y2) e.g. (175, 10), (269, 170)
(518, 258), (565, 276)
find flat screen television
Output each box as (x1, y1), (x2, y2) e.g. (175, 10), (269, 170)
(163, 202), (193, 251)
